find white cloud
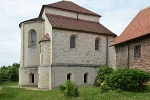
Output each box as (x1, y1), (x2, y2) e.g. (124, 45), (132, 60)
(0, 0), (150, 66)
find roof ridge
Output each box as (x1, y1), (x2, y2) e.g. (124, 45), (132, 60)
(44, 0), (100, 17)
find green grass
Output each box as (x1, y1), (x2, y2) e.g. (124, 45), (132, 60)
(0, 82), (150, 100)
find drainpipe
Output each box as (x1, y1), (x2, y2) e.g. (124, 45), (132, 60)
(106, 36), (108, 66)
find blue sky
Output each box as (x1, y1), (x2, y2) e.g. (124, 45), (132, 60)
(0, 0), (150, 67)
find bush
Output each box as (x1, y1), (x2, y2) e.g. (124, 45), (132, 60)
(59, 80), (79, 97)
(105, 68), (150, 91)
(93, 66), (114, 87)
(100, 82), (111, 93)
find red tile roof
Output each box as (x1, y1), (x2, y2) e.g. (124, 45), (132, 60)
(39, 0), (100, 17)
(45, 13), (116, 36)
(39, 33), (50, 43)
(113, 6), (150, 45)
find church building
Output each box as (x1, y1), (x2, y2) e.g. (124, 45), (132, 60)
(19, 0), (116, 89)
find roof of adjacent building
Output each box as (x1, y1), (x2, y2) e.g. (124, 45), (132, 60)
(45, 13), (116, 36)
(39, 33), (50, 43)
(39, 0), (101, 17)
(113, 6), (150, 45)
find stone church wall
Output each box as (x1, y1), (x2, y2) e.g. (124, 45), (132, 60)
(19, 21), (44, 87)
(50, 66), (98, 89)
(52, 29), (107, 66)
(20, 21), (44, 67)
(19, 67), (38, 87)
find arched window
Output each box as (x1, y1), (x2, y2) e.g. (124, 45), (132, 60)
(67, 73), (72, 81)
(31, 31), (36, 46)
(84, 73), (88, 83)
(28, 30), (36, 47)
(29, 73), (34, 83)
(95, 39), (99, 50)
(70, 36), (76, 48)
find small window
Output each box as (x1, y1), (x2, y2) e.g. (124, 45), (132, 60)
(95, 39), (99, 50)
(134, 45), (141, 59)
(29, 73), (34, 83)
(67, 73), (71, 81)
(31, 31), (36, 46)
(70, 36), (75, 48)
(84, 73), (88, 83)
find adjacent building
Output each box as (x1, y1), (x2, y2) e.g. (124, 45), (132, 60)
(113, 7), (150, 72)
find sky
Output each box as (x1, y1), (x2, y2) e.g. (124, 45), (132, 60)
(0, 0), (150, 67)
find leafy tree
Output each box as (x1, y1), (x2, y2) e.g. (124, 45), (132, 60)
(0, 63), (20, 82)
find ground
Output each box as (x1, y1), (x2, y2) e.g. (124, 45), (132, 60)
(1, 82), (150, 100)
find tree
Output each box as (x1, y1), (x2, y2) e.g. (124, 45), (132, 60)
(0, 63), (20, 82)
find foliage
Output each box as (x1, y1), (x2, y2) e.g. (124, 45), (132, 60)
(100, 82), (111, 94)
(0, 63), (20, 82)
(105, 68), (150, 91)
(59, 80), (79, 97)
(0, 74), (2, 83)
(93, 66), (114, 87)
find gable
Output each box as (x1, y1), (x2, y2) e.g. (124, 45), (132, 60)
(39, 1), (101, 17)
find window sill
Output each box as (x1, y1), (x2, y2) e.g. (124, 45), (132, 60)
(28, 46), (36, 48)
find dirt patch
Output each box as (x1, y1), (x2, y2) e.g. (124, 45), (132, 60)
(10, 86), (48, 91)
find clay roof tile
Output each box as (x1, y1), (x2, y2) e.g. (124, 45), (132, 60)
(39, 33), (50, 43)
(113, 6), (150, 45)
(45, 13), (116, 36)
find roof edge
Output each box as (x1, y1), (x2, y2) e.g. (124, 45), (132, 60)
(52, 27), (117, 37)
(112, 33), (150, 46)
(19, 17), (44, 28)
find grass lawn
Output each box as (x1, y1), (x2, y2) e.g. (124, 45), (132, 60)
(0, 82), (150, 100)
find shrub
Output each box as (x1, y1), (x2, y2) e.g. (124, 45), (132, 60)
(100, 82), (111, 93)
(105, 68), (150, 91)
(93, 66), (114, 87)
(59, 80), (79, 97)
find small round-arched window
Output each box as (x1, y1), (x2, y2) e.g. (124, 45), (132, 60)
(28, 30), (36, 47)
(67, 73), (72, 81)
(31, 31), (36, 46)
(29, 73), (34, 83)
(84, 73), (89, 83)
(95, 39), (99, 50)
(70, 36), (76, 48)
